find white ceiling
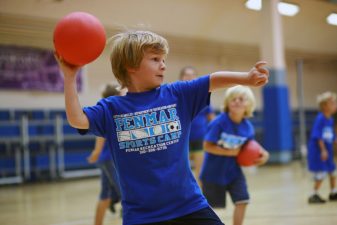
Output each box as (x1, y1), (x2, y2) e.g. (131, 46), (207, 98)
(1, 0), (337, 55)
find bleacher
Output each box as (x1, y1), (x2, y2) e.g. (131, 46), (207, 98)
(0, 109), (97, 185)
(0, 108), (319, 185)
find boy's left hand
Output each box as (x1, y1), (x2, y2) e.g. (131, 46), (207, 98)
(247, 61), (269, 87)
(254, 149), (270, 166)
(87, 151), (99, 164)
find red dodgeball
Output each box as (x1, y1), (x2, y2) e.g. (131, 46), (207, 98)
(53, 12), (106, 66)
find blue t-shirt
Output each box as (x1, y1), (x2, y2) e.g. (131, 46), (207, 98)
(200, 112), (254, 185)
(190, 106), (214, 141)
(83, 76), (210, 225)
(307, 112), (336, 172)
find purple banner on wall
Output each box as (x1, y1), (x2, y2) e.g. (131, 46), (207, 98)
(0, 45), (82, 92)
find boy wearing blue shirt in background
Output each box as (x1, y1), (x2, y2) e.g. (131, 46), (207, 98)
(307, 91), (337, 204)
(200, 86), (269, 225)
(180, 66), (216, 187)
(55, 30), (269, 225)
(87, 83), (124, 225)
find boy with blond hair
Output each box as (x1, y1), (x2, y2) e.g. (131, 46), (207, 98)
(308, 91), (337, 204)
(200, 85), (269, 225)
(55, 30), (269, 225)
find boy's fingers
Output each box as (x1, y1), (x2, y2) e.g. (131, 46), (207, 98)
(257, 67), (269, 76)
(255, 61), (267, 69)
(54, 52), (60, 62)
(54, 54), (80, 70)
(256, 77), (268, 86)
(54, 52), (64, 65)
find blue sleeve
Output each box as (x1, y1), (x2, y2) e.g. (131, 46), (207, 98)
(170, 75), (211, 120)
(311, 116), (324, 139)
(204, 118), (223, 144)
(82, 99), (108, 137)
(204, 106), (213, 114)
(207, 106), (214, 114)
(246, 120), (255, 140)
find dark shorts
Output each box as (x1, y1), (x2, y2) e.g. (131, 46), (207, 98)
(138, 207), (224, 225)
(189, 140), (203, 152)
(97, 160), (121, 201)
(202, 175), (249, 208)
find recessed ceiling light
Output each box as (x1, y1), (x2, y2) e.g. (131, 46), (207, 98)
(278, 2), (300, 16)
(326, 13), (337, 26)
(245, 0), (300, 16)
(245, 0), (261, 11)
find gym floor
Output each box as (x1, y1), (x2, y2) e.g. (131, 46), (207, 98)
(1, 162), (336, 225)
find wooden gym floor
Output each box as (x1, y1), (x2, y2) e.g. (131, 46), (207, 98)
(1, 162), (336, 225)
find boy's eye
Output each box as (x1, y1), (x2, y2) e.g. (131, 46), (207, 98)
(152, 57), (165, 63)
(232, 97), (246, 102)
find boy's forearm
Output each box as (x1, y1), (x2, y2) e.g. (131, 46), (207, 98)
(64, 75), (89, 129)
(204, 141), (237, 156)
(318, 140), (327, 152)
(209, 72), (248, 92)
(209, 61), (269, 92)
(92, 137), (105, 154)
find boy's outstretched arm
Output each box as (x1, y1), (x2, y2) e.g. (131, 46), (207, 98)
(55, 55), (89, 129)
(209, 61), (269, 92)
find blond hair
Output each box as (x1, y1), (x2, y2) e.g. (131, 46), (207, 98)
(223, 85), (256, 117)
(109, 30), (169, 88)
(317, 91), (337, 109)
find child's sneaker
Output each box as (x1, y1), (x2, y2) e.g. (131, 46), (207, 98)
(109, 203), (116, 213)
(329, 193), (337, 201)
(308, 194), (326, 204)
(109, 197), (120, 214)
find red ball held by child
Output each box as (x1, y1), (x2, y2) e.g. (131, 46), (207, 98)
(237, 140), (263, 166)
(53, 11), (106, 66)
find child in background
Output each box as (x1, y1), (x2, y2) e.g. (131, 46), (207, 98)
(307, 91), (337, 204)
(55, 30), (269, 225)
(180, 66), (216, 187)
(200, 85), (269, 225)
(87, 84), (124, 225)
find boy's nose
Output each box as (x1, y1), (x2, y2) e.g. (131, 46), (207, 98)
(160, 62), (166, 70)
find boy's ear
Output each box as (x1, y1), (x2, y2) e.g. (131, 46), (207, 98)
(126, 66), (136, 74)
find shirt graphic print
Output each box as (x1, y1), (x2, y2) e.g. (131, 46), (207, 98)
(114, 104), (182, 154)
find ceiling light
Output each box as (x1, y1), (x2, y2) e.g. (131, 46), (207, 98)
(245, 0), (261, 11)
(277, 2), (300, 16)
(326, 13), (337, 26)
(245, 0), (300, 16)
